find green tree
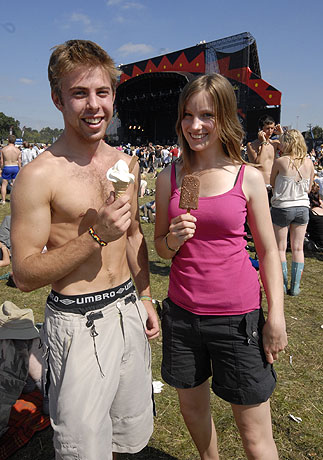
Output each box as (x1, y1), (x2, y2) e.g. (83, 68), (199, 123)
(38, 127), (63, 144)
(304, 125), (323, 140)
(0, 112), (21, 141)
(23, 127), (40, 143)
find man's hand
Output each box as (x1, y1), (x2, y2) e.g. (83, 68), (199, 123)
(142, 300), (160, 340)
(258, 130), (267, 143)
(274, 124), (284, 135)
(94, 191), (132, 243)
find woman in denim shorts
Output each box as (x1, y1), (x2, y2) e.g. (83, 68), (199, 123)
(270, 130), (314, 295)
(154, 74), (287, 460)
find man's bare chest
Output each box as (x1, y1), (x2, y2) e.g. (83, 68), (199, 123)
(50, 165), (112, 225)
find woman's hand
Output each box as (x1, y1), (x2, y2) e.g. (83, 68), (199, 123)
(167, 213), (197, 250)
(262, 316), (288, 364)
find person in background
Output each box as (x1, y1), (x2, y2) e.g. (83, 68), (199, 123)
(307, 191), (323, 249)
(247, 115), (283, 202)
(270, 129), (314, 295)
(21, 141), (35, 167)
(1, 135), (21, 204)
(314, 169), (323, 200)
(155, 73), (287, 460)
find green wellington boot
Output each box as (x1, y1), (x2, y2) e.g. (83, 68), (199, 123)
(281, 261), (288, 294)
(290, 261), (304, 296)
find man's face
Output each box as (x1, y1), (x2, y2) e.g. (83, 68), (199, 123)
(53, 65), (115, 143)
(262, 123), (275, 139)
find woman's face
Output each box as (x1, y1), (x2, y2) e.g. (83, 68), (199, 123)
(181, 90), (221, 154)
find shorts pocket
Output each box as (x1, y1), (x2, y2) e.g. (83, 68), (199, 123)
(241, 308), (265, 346)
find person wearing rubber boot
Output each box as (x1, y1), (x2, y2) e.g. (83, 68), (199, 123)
(270, 129), (314, 295)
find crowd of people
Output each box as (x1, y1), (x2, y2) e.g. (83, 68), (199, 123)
(0, 38), (322, 460)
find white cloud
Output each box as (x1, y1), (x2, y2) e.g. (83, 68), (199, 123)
(107, 0), (123, 5)
(107, 0), (144, 9)
(69, 12), (95, 34)
(159, 48), (171, 55)
(117, 42), (154, 57)
(59, 12), (102, 34)
(19, 78), (34, 85)
(115, 15), (126, 23)
(122, 2), (144, 9)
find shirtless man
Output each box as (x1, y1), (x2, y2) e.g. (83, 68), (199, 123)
(10, 40), (159, 460)
(0, 135), (21, 204)
(247, 115), (283, 201)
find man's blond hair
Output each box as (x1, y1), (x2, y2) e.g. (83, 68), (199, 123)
(48, 39), (120, 102)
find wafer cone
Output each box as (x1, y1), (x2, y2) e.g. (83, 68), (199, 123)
(113, 180), (129, 198)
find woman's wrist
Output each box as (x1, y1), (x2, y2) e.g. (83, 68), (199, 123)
(165, 232), (180, 252)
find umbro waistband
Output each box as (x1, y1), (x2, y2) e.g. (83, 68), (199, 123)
(47, 279), (135, 314)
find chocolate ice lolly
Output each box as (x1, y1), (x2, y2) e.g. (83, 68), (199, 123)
(179, 175), (200, 212)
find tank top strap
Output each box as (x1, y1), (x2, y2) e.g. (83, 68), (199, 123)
(234, 164), (245, 190)
(288, 157), (304, 179)
(170, 162), (177, 194)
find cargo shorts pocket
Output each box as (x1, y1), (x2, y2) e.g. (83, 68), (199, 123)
(241, 308), (265, 346)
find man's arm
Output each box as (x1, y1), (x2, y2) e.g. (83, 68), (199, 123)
(272, 124), (284, 153)
(11, 164), (97, 291)
(11, 161), (132, 292)
(246, 142), (258, 163)
(126, 163), (159, 339)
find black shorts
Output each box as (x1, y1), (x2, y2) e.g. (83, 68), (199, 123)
(161, 298), (276, 405)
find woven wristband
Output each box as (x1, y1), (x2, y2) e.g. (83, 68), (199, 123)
(88, 226), (107, 247)
(140, 295), (153, 302)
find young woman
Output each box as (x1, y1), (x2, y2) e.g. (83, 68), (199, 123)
(270, 130), (314, 295)
(154, 74), (287, 460)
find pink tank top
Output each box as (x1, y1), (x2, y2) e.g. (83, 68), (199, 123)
(168, 163), (261, 315)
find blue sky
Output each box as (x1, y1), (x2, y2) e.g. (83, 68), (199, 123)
(0, 0), (321, 133)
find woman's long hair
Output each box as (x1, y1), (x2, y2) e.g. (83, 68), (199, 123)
(280, 129), (307, 167)
(175, 73), (245, 173)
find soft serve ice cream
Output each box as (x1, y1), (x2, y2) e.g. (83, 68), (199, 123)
(106, 159), (135, 198)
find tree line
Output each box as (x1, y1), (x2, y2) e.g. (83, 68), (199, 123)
(0, 112), (63, 144)
(1, 110), (322, 147)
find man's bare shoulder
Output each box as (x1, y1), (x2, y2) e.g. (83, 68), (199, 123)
(15, 147), (63, 184)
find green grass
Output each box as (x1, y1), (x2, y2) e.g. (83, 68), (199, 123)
(1, 176), (322, 460)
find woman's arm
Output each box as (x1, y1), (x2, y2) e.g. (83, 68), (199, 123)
(243, 166), (288, 363)
(154, 166), (196, 260)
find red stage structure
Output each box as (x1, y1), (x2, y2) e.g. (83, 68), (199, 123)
(108, 32), (281, 144)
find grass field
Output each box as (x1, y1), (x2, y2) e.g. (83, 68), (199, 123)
(0, 174), (322, 460)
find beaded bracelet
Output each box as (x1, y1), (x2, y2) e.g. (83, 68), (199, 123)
(88, 226), (107, 247)
(165, 232), (179, 252)
(140, 295), (153, 302)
